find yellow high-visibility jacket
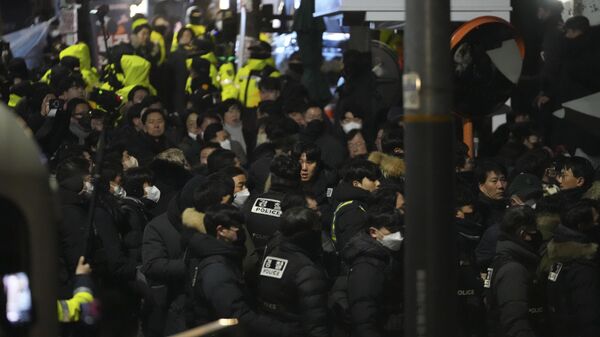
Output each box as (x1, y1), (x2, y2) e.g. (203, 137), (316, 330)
(40, 43), (100, 91)
(219, 62), (237, 101)
(57, 285), (93, 322)
(99, 54), (156, 101)
(235, 58), (280, 108)
(171, 24), (207, 52)
(131, 18), (166, 65)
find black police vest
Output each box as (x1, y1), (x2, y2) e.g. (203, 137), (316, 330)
(256, 245), (318, 322)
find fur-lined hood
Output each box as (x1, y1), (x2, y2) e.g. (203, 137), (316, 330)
(583, 180), (600, 200)
(368, 152), (405, 178)
(182, 207), (206, 234)
(547, 240), (598, 264)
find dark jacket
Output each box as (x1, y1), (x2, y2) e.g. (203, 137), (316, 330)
(243, 182), (297, 253)
(489, 236), (546, 337)
(141, 195), (187, 337)
(300, 120), (348, 170)
(147, 159), (192, 217)
(477, 194), (507, 228)
(257, 236), (329, 337)
(186, 232), (299, 337)
(178, 135), (201, 166)
(557, 30), (600, 103)
(544, 225), (600, 337)
(331, 182), (371, 252)
(119, 196), (152, 264)
(476, 223), (501, 271)
(57, 188), (89, 298)
(343, 232), (403, 337)
(127, 132), (175, 167)
(247, 142), (275, 193)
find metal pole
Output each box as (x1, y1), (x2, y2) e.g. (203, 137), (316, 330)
(237, 0), (248, 71)
(403, 0), (457, 336)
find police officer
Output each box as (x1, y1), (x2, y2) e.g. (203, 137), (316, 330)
(256, 207), (329, 337)
(235, 41), (281, 109)
(243, 154), (301, 253)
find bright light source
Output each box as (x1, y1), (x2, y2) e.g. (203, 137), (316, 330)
(294, 0), (301, 9)
(130, 0), (148, 17)
(219, 0), (230, 10)
(272, 19), (282, 29)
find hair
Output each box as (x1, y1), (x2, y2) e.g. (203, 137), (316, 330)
(192, 173), (235, 212)
(219, 166), (246, 180)
(513, 148), (552, 179)
(207, 149), (237, 174)
(196, 111), (222, 128)
(141, 108), (166, 124)
(270, 154), (301, 188)
(259, 77), (281, 92)
(342, 158), (381, 184)
(257, 100), (282, 118)
(564, 15), (590, 33)
(203, 122), (224, 142)
(127, 85), (150, 102)
(367, 210), (403, 231)
(455, 184), (476, 208)
(381, 124), (404, 155)
(199, 141), (221, 153)
(177, 27), (195, 42)
(500, 206), (537, 237)
(122, 167), (153, 198)
(563, 156), (595, 189)
(203, 204), (245, 237)
(291, 141), (322, 164)
(218, 99), (243, 117)
(370, 186), (403, 212)
(265, 116), (299, 141)
(561, 199), (597, 231)
(281, 192), (309, 212)
(474, 160), (507, 185)
(51, 72), (85, 95)
(279, 207), (320, 236)
(140, 95), (162, 109)
(55, 156), (90, 183)
(345, 129), (364, 143)
(66, 98), (90, 115)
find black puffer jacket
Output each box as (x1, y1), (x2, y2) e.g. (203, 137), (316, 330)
(186, 233), (300, 337)
(330, 182), (371, 252)
(545, 225), (600, 337)
(127, 132), (175, 167)
(489, 236), (547, 337)
(342, 232), (403, 337)
(476, 194), (507, 228)
(256, 236), (329, 337)
(119, 197), (152, 264)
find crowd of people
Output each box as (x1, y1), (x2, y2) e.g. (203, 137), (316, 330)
(1, 1), (600, 337)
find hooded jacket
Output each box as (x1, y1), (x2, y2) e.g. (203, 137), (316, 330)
(489, 236), (547, 337)
(368, 152), (405, 187)
(544, 225), (600, 337)
(477, 193), (507, 228)
(342, 232), (403, 337)
(235, 58), (281, 108)
(331, 182), (371, 252)
(181, 218), (300, 337)
(99, 54), (157, 99)
(148, 159), (192, 217)
(59, 43), (100, 91)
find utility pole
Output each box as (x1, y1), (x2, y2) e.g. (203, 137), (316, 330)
(403, 0), (457, 336)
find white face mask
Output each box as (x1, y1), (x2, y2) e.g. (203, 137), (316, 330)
(188, 132), (197, 140)
(233, 188), (250, 208)
(378, 231), (404, 251)
(342, 121), (362, 134)
(144, 185), (161, 203)
(123, 155), (139, 170)
(111, 184), (127, 198)
(220, 139), (232, 150)
(82, 181), (94, 195)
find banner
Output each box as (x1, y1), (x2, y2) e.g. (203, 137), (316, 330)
(2, 18), (56, 69)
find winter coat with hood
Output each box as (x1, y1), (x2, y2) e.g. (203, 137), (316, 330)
(256, 234), (329, 337)
(543, 225), (600, 337)
(489, 235), (548, 337)
(181, 212), (300, 337)
(343, 232), (403, 337)
(368, 152), (405, 188)
(301, 120), (348, 170)
(331, 182), (371, 252)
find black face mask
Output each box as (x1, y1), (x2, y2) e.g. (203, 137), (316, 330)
(524, 231), (543, 253)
